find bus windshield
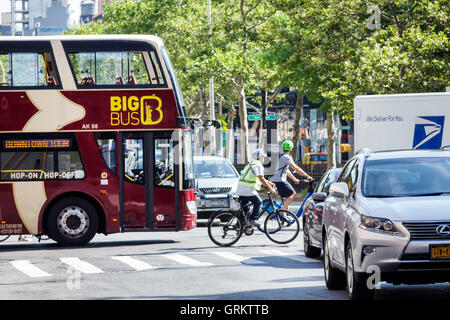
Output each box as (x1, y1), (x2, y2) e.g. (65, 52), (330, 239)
(183, 130), (195, 189)
(160, 46), (186, 118)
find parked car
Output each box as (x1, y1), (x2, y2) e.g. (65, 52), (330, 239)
(322, 149), (450, 300)
(194, 155), (239, 219)
(302, 168), (342, 258)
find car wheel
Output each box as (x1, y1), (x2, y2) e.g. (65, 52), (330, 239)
(303, 221), (321, 258)
(323, 233), (346, 290)
(346, 241), (375, 300)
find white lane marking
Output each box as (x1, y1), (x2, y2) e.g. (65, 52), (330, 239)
(212, 251), (265, 264)
(60, 257), (104, 274)
(10, 260), (51, 278)
(164, 253), (213, 267)
(111, 256), (156, 271)
(260, 250), (318, 263)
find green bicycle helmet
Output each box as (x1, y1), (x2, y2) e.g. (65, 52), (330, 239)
(282, 140), (294, 151)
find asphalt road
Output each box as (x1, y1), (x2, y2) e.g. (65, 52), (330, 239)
(0, 213), (449, 301)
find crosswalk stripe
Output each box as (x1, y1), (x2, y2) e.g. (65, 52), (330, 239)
(164, 253), (213, 267)
(212, 251), (265, 264)
(10, 260), (51, 278)
(111, 256), (156, 271)
(260, 249), (318, 263)
(60, 257), (104, 274)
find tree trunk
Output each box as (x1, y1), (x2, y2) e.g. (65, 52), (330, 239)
(292, 93), (304, 162)
(236, 75), (250, 164)
(327, 111), (337, 169)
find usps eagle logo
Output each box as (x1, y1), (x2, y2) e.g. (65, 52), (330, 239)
(413, 116), (445, 149)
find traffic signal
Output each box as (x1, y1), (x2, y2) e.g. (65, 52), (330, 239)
(300, 129), (306, 140)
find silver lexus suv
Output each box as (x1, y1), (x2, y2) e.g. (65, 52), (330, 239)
(322, 149), (450, 300)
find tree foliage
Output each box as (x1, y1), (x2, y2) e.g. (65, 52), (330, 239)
(68, 0), (449, 165)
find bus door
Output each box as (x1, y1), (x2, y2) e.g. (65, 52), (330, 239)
(119, 132), (179, 231)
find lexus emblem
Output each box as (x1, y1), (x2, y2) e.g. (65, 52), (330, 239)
(213, 188), (221, 193)
(436, 224), (450, 236)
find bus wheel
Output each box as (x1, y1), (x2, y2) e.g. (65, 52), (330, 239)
(47, 197), (99, 246)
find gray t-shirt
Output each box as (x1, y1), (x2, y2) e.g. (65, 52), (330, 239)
(271, 154), (293, 182)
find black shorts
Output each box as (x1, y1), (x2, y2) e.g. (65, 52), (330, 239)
(274, 181), (295, 198)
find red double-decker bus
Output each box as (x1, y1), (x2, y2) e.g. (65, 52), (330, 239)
(0, 35), (197, 245)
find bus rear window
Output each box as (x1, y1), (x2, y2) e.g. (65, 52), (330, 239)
(68, 50), (165, 87)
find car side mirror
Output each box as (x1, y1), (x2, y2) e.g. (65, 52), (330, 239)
(312, 192), (327, 203)
(329, 182), (349, 199)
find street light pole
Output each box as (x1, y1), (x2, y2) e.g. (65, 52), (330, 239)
(207, 0), (217, 154)
(207, 0), (214, 121)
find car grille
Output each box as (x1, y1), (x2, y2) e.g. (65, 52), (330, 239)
(403, 221), (450, 240)
(199, 187), (232, 194)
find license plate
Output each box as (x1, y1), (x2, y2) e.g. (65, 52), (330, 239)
(210, 200), (226, 207)
(430, 245), (450, 259)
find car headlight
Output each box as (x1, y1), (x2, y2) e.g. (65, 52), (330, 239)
(186, 201), (197, 215)
(359, 214), (403, 236)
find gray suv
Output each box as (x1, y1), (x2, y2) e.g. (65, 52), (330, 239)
(194, 155), (239, 219)
(322, 149), (450, 300)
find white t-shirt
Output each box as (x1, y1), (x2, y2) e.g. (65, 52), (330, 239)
(235, 161), (264, 197)
(270, 154), (293, 182)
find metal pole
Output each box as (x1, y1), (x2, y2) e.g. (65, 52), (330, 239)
(207, 0), (216, 154)
(208, 0), (214, 121)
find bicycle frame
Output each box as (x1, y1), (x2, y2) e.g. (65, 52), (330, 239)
(296, 181), (315, 218)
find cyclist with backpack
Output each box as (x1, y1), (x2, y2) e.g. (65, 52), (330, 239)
(235, 149), (276, 225)
(271, 140), (313, 211)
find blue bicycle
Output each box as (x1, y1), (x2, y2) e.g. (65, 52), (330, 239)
(257, 179), (314, 230)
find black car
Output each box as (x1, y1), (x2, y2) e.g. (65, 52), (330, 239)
(302, 168), (342, 257)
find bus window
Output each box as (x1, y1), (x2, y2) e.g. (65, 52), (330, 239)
(0, 149), (84, 181)
(94, 132), (117, 175)
(0, 52), (59, 87)
(155, 138), (174, 188)
(123, 138), (144, 184)
(68, 50), (163, 87)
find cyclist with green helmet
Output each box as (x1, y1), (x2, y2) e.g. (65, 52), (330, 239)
(271, 140), (313, 211)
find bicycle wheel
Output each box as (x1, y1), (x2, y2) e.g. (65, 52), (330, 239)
(264, 210), (300, 244)
(207, 211), (243, 247)
(0, 235), (10, 242)
(255, 212), (269, 233)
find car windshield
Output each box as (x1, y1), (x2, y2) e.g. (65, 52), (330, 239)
(362, 157), (450, 197)
(310, 154), (327, 161)
(194, 158), (238, 179)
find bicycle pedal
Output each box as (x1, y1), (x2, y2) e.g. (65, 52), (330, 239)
(243, 225), (254, 236)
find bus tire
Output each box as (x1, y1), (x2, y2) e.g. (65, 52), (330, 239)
(47, 197), (99, 246)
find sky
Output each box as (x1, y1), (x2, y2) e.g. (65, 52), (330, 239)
(0, 0), (85, 26)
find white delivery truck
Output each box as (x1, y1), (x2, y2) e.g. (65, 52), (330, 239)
(354, 92), (450, 152)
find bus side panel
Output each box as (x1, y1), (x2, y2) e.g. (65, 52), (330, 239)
(60, 90), (179, 131)
(0, 92), (39, 132)
(0, 184), (28, 235)
(153, 186), (176, 228)
(39, 132), (120, 235)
